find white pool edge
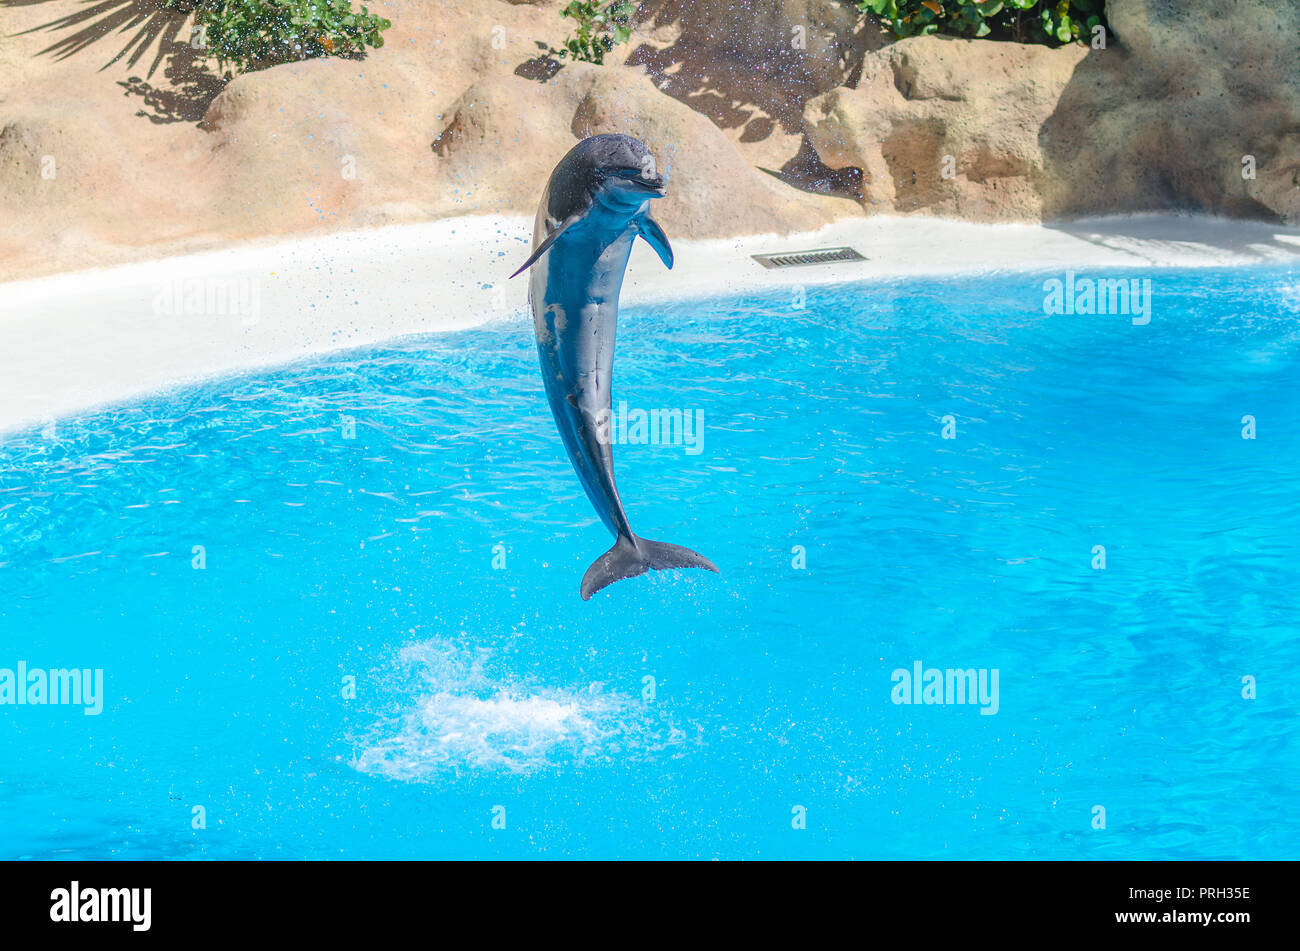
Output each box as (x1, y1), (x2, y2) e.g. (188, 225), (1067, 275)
(2, 212), (1298, 436)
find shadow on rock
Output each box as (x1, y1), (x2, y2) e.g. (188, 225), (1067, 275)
(624, 0), (885, 145)
(5, 0), (195, 76)
(117, 40), (226, 123)
(764, 137), (863, 202)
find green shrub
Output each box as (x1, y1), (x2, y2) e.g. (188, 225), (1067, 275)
(553, 0), (635, 65)
(856, 0), (1106, 45)
(192, 0), (391, 75)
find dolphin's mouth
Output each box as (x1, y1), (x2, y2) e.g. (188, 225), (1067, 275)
(613, 169), (667, 196)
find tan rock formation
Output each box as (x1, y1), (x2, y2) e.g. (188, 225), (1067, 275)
(1040, 0), (1300, 224)
(0, 0), (855, 281)
(0, 0), (1297, 283)
(804, 36), (1086, 219)
(428, 63), (850, 235)
(800, 0), (1300, 224)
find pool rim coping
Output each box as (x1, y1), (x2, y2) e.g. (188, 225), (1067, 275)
(1, 211), (1298, 437)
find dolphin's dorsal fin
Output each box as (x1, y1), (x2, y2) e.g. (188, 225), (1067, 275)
(637, 215), (674, 269)
(510, 214), (584, 278)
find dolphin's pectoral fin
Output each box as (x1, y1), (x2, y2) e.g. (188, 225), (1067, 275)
(637, 215), (674, 269)
(580, 534), (717, 600)
(510, 214), (584, 278)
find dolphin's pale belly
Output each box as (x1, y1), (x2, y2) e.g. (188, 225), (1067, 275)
(530, 226), (637, 538)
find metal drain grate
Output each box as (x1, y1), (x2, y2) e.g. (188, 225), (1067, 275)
(751, 246), (866, 269)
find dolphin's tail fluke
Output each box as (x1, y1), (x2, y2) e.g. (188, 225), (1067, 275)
(580, 534), (718, 601)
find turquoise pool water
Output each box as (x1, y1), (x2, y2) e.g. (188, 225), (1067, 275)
(1, 265), (1297, 859)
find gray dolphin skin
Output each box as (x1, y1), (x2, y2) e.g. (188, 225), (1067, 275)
(511, 133), (719, 600)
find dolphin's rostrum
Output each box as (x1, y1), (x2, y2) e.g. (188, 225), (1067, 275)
(512, 134), (718, 600)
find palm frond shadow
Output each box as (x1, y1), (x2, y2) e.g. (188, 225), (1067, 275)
(5, 0), (198, 78)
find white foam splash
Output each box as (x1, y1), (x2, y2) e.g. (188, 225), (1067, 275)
(352, 639), (682, 780)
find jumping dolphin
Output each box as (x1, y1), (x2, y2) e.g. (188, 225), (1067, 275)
(511, 134), (718, 600)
